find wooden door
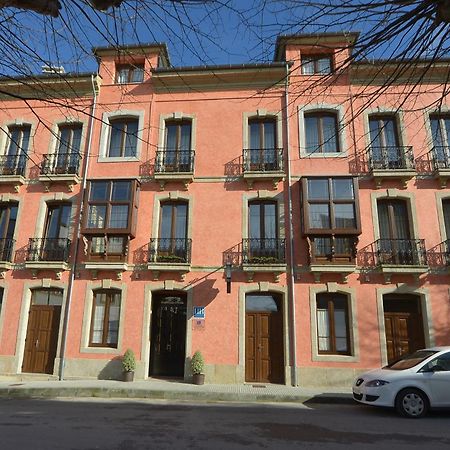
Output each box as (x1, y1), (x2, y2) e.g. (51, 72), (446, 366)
(245, 309), (284, 384)
(22, 305), (61, 374)
(384, 297), (425, 364)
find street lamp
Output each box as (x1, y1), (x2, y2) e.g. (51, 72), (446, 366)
(225, 261), (232, 294)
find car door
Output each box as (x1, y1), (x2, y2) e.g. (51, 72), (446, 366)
(419, 351), (450, 406)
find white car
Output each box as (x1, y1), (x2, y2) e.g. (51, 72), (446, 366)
(353, 346), (450, 418)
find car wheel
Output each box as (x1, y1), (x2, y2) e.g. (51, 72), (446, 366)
(395, 388), (429, 418)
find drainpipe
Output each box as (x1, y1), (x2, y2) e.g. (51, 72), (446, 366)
(58, 74), (98, 380)
(284, 62), (298, 386)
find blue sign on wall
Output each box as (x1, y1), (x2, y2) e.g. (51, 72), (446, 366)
(193, 306), (205, 319)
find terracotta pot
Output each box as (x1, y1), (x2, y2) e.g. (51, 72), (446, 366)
(123, 370), (134, 382)
(192, 373), (205, 385)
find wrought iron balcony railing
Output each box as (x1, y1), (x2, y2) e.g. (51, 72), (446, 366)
(40, 152), (82, 176)
(0, 238), (15, 262)
(0, 154), (26, 176)
(372, 238), (427, 266)
(367, 146), (415, 171)
(26, 238), (71, 262)
(154, 149), (195, 174)
(243, 148), (284, 172)
(242, 238), (286, 264)
(148, 238), (192, 264)
(430, 146), (450, 170)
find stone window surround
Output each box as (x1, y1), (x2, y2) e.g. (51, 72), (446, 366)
(80, 279), (127, 354)
(0, 119), (37, 156)
(435, 191), (450, 242)
(98, 110), (145, 162)
(370, 189), (420, 241)
(15, 279), (68, 374)
(376, 285), (434, 366)
(242, 109), (283, 150)
(46, 116), (88, 157)
(238, 282), (290, 385)
(297, 103), (347, 158)
(309, 283), (360, 363)
(141, 281), (193, 380)
(158, 112), (197, 152)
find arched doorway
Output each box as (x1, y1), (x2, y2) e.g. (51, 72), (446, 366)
(149, 292), (187, 378)
(245, 293), (284, 384)
(22, 289), (63, 374)
(383, 294), (425, 364)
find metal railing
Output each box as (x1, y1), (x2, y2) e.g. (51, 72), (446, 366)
(242, 238), (286, 264)
(41, 152), (82, 175)
(155, 149), (195, 173)
(367, 146), (415, 171)
(430, 146), (450, 170)
(0, 154), (26, 176)
(0, 238), (15, 262)
(373, 238), (427, 266)
(148, 238), (192, 264)
(243, 148), (284, 172)
(26, 238), (71, 262)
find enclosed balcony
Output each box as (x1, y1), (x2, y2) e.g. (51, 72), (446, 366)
(370, 238), (428, 282)
(429, 146), (450, 187)
(242, 148), (284, 189)
(154, 149), (195, 190)
(147, 237), (192, 279)
(0, 154), (26, 191)
(39, 152), (82, 191)
(25, 238), (71, 277)
(242, 238), (286, 281)
(367, 146), (416, 188)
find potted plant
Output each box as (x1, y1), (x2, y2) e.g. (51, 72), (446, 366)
(191, 350), (205, 385)
(122, 348), (136, 382)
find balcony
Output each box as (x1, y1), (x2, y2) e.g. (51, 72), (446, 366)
(242, 148), (284, 189)
(0, 154), (26, 191)
(370, 238), (428, 282)
(154, 149), (195, 190)
(429, 146), (450, 187)
(25, 238), (71, 277)
(367, 146), (416, 188)
(242, 238), (286, 281)
(39, 152), (82, 191)
(83, 236), (129, 279)
(426, 239), (450, 271)
(306, 236), (358, 283)
(147, 238), (192, 280)
(0, 238), (15, 274)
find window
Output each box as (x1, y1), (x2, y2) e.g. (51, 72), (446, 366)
(304, 112), (339, 154)
(54, 124), (82, 173)
(85, 180), (138, 235)
(0, 202), (18, 261)
(443, 199), (450, 240)
(316, 293), (350, 355)
(2, 125), (31, 175)
(88, 236), (128, 262)
(89, 290), (121, 348)
(430, 114), (450, 165)
(116, 64), (144, 83)
(107, 118), (138, 158)
(0, 288), (3, 315)
(246, 118), (278, 170)
(31, 289), (63, 306)
(301, 55), (332, 75)
(160, 120), (193, 172)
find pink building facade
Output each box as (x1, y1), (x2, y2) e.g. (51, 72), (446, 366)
(0, 34), (449, 386)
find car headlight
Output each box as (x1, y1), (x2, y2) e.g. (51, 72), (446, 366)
(365, 379), (390, 387)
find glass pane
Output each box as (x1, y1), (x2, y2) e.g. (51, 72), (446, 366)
(107, 237), (125, 254)
(249, 122), (260, 149)
(443, 200), (450, 237)
(369, 118), (382, 148)
(245, 294), (279, 312)
(90, 182), (108, 201)
(308, 179), (329, 200)
(175, 204), (187, 239)
(107, 293), (121, 345)
(92, 293), (106, 344)
(71, 126), (82, 153)
(109, 205), (129, 228)
(335, 237), (353, 255)
(180, 124), (191, 151)
(317, 57), (331, 74)
(332, 179), (354, 199)
(111, 181), (131, 201)
(7, 128), (20, 156)
(313, 237), (331, 256)
(309, 204), (330, 228)
(48, 290), (63, 306)
(124, 120), (138, 157)
(263, 121), (276, 149)
(249, 203), (261, 239)
(165, 124), (177, 150)
(305, 116), (319, 153)
(378, 202), (390, 239)
(301, 59), (314, 75)
(160, 204), (173, 239)
(91, 237), (105, 253)
(317, 304), (330, 351)
(322, 115), (338, 153)
(117, 68), (128, 83)
(131, 67), (144, 82)
(334, 204), (356, 229)
(430, 117), (443, 147)
(109, 123), (124, 157)
(58, 127), (70, 155)
(392, 201), (409, 239)
(382, 118), (398, 147)
(87, 205), (106, 228)
(334, 309), (348, 352)
(32, 290), (49, 305)
(264, 203), (277, 239)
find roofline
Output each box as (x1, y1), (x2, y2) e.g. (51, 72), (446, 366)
(152, 61), (293, 74)
(0, 72), (96, 83)
(93, 43), (170, 67)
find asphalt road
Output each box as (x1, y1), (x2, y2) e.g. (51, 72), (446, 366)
(0, 398), (449, 449)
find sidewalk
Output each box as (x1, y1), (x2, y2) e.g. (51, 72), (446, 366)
(0, 377), (354, 405)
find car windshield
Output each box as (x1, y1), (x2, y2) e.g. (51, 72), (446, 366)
(384, 350), (438, 370)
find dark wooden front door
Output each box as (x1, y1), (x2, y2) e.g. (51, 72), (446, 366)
(245, 294), (284, 384)
(150, 293), (187, 377)
(22, 305), (61, 374)
(384, 296), (425, 364)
